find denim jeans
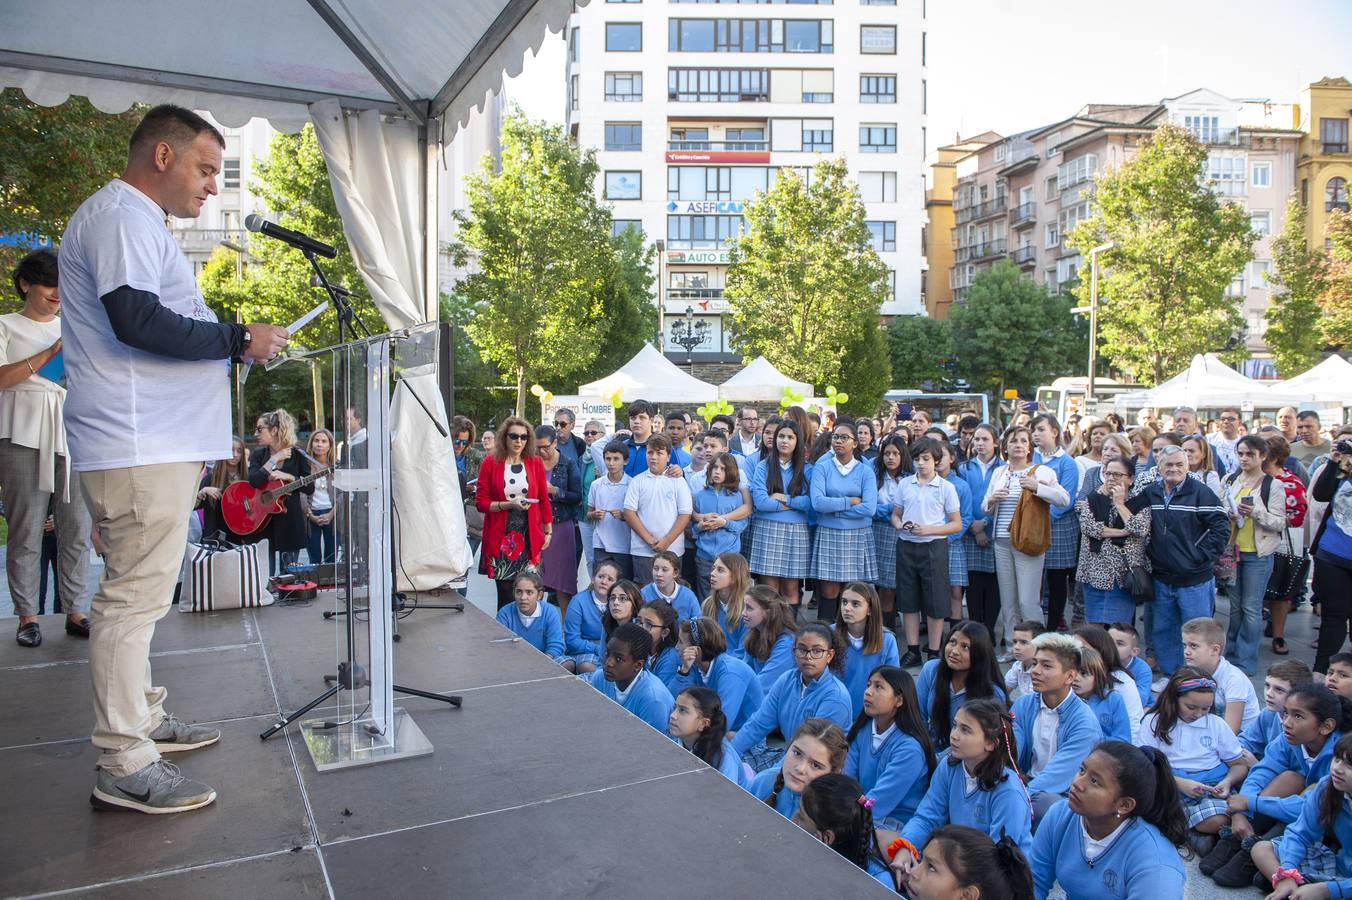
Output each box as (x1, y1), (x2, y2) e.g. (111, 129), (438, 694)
(1227, 551), (1273, 676)
(1151, 577), (1217, 675)
(1082, 585), (1135, 626)
(307, 519), (336, 564)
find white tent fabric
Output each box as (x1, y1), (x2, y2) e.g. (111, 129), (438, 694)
(579, 344), (719, 404)
(1264, 355), (1352, 406)
(718, 357), (813, 402)
(1115, 353), (1267, 409)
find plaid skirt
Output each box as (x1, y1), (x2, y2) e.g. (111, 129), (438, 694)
(812, 525), (878, 583)
(750, 519), (813, 579)
(873, 520), (898, 588)
(742, 742), (784, 774)
(1271, 833), (1339, 881)
(740, 521), (754, 558)
(1044, 513), (1081, 570)
(1181, 793), (1228, 828)
(965, 532), (996, 573)
(948, 539), (968, 587)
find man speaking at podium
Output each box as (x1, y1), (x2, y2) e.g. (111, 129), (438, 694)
(60, 105), (289, 814)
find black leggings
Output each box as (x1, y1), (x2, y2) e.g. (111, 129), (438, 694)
(1045, 567), (1075, 631)
(1313, 557), (1352, 673)
(966, 570), (1000, 637)
(495, 579), (515, 610)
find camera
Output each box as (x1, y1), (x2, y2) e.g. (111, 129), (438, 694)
(1336, 439), (1352, 456)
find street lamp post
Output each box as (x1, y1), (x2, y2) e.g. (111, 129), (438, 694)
(220, 239), (248, 440)
(669, 305), (710, 371)
(654, 239), (665, 347)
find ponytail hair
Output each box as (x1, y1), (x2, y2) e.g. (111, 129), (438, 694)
(799, 773), (891, 875)
(1092, 741), (1190, 852)
(1285, 683), (1352, 736)
(921, 825), (1035, 900)
(765, 718), (849, 811)
(677, 686), (728, 771)
(951, 699), (1022, 792)
(1149, 666), (1216, 745)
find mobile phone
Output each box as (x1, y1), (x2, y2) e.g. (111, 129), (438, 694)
(1022, 400), (1038, 413)
(897, 402), (913, 420)
(1336, 439), (1352, 455)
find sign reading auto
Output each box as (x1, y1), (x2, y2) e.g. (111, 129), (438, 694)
(665, 150), (771, 164)
(666, 200), (745, 215)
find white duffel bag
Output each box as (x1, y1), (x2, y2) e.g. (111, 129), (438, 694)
(180, 537), (273, 612)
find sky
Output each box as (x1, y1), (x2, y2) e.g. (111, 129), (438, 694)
(506, 0), (1352, 154)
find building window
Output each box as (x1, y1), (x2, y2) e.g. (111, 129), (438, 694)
(611, 219), (643, 237)
(1328, 177), (1350, 213)
(1249, 210), (1271, 237)
(1252, 260), (1272, 286)
(863, 0), (896, 5)
(858, 171), (897, 203)
(860, 24), (896, 54)
(866, 220), (896, 252)
(570, 75), (579, 111)
(803, 123), (834, 152)
(604, 72), (643, 101)
(994, 143), (1007, 162)
(859, 74), (896, 103)
(668, 18), (833, 53)
(605, 122), (642, 151)
(605, 171), (642, 199)
(606, 23), (642, 51)
(569, 28), (580, 61)
(1044, 174), (1058, 200)
(607, 0), (641, 3)
(1045, 130), (1062, 157)
(785, 19), (832, 52)
(1320, 118), (1349, 154)
(668, 68), (769, 102)
(666, 213), (745, 249)
(1251, 162), (1271, 188)
(859, 124), (897, 153)
(1044, 222), (1059, 249)
(1184, 115), (1220, 143)
(1206, 154), (1245, 195)
(885, 269), (896, 301)
(668, 165), (773, 201)
(222, 158), (240, 189)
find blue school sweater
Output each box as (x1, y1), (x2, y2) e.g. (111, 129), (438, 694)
(736, 631), (797, 692)
(750, 458), (814, 524)
(900, 755), (1034, 856)
(715, 603), (749, 651)
(647, 645), (681, 691)
(563, 591), (606, 657)
(843, 723), (930, 823)
(670, 653), (765, 731)
(1032, 448), (1080, 521)
(749, 766), (801, 818)
(692, 486), (749, 560)
(495, 603), (564, 661)
(1276, 779), (1352, 897)
(1011, 692), (1103, 794)
(944, 472), (973, 542)
(1125, 655), (1153, 710)
(809, 460), (877, 529)
(959, 456), (1004, 538)
(1030, 800), (1184, 900)
(1082, 691), (1132, 743)
(707, 738), (748, 788)
(731, 668), (853, 756)
(640, 582), (701, 622)
(585, 668), (675, 733)
(1239, 729), (1345, 823)
(623, 437), (689, 477)
(842, 631), (901, 718)
(866, 858), (894, 889)
(1239, 707), (1282, 758)
(914, 659), (1008, 745)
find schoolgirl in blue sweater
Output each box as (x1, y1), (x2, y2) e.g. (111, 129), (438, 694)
(638, 599), (681, 690)
(670, 616), (764, 731)
(494, 572), (566, 666)
(936, 441), (973, 618)
(872, 435), (913, 628)
(748, 717), (849, 819)
(915, 620), (1005, 748)
(902, 826), (1035, 900)
(668, 686), (747, 788)
(584, 623), (675, 733)
(1238, 660), (1312, 760)
(639, 550), (700, 621)
(1071, 646), (1132, 743)
(833, 582), (899, 717)
(1254, 734), (1352, 899)
(563, 559), (620, 673)
(691, 453), (751, 590)
(843, 665), (936, 829)
(899, 699), (1033, 864)
(749, 421), (814, 607)
(795, 773), (897, 890)
(731, 623), (852, 771)
(700, 551), (750, 650)
(1030, 741), (1188, 899)
(809, 419), (879, 623)
(734, 585), (798, 691)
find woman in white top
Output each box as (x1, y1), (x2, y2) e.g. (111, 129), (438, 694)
(982, 425), (1070, 647)
(1182, 434), (1223, 497)
(302, 429), (337, 564)
(0, 250), (93, 647)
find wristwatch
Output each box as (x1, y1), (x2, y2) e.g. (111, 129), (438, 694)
(241, 329), (252, 350)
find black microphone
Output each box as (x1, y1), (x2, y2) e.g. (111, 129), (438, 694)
(310, 274), (351, 297)
(244, 213), (337, 259)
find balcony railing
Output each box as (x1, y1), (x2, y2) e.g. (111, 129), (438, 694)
(972, 197), (1007, 220)
(1009, 202), (1036, 228)
(667, 140), (768, 152)
(1011, 245), (1037, 266)
(1324, 142), (1350, 155)
(668, 288), (724, 302)
(170, 229), (248, 254)
(954, 239), (1007, 263)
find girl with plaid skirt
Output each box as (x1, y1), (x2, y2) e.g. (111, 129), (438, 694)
(809, 419), (878, 624)
(1254, 735), (1352, 898)
(749, 421), (814, 610)
(871, 435), (913, 629)
(937, 441), (973, 624)
(1031, 413), (1082, 633)
(959, 424), (1004, 641)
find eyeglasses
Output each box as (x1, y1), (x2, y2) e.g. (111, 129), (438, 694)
(506, 432), (529, 441)
(793, 645), (830, 659)
(554, 421), (570, 428)
(453, 438), (470, 447)
(584, 430), (602, 436)
(831, 433), (854, 442)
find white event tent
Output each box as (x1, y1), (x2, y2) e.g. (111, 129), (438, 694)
(579, 344), (719, 404)
(1115, 353), (1270, 410)
(718, 356), (813, 403)
(1, 0), (588, 587)
(1264, 355), (1352, 407)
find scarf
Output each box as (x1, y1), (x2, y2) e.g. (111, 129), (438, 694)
(1087, 490), (1127, 553)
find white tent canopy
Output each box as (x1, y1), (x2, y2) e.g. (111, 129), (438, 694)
(579, 344), (719, 404)
(1264, 355), (1352, 406)
(718, 356), (813, 403)
(1115, 353), (1269, 410)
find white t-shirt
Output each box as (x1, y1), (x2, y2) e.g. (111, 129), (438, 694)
(1139, 712), (1243, 771)
(0, 313), (68, 491)
(623, 470), (693, 557)
(588, 474), (632, 552)
(1111, 670), (1145, 743)
(1211, 657), (1261, 732)
(893, 474), (961, 543)
(59, 179), (231, 471)
(1030, 691), (1072, 777)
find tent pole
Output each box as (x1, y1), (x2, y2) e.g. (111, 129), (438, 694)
(421, 117), (441, 324)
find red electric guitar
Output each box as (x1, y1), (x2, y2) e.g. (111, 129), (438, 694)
(221, 466), (333, 536)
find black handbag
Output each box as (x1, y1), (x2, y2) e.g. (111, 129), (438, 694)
(1265, 530), (1310, 603)
(1124, 564), (1154, 604)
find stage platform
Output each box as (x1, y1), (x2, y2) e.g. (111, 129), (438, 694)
(0, 597), (891, 899)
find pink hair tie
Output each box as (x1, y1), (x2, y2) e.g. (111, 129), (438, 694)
(858, 795), (874, 810)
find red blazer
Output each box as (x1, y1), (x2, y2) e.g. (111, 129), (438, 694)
(476, 455), (554, 571)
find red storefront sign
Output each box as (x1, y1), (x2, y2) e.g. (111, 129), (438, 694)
(664, 150), (771, 164)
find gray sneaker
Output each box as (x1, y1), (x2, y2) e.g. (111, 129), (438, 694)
(91, 760), (217, 814)
(150, 714), (221, 752)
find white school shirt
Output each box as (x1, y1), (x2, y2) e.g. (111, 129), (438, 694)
(1030, 691), (1073, 777)
(1139, 712), (1243, 771)
(893, 474), (961, 544)
(1211, 657), (1261, 732)
(60, 179), (231, 470)
(1082, 817), (1132, 862)
(518, 605), (543, 627)
(624, 469), (694, 557)
(589, 474), (632, 552)
(1004, 659), (1034, 701)
(1111, 670), (1145, 743)
(872, 720), (897, 753)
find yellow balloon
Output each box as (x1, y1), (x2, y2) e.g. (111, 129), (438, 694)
(530, 384), (544, 397)
(835, 392), (849, 404)
(825, 385), (837, 397)
(542, 391), (554, 405)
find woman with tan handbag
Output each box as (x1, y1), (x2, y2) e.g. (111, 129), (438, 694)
(983, 425), (1070, 653)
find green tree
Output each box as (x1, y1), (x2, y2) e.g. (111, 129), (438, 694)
(577, 225), (658, 385)
(438, 291), (514, 428)
(950, 260), (1079, 401)
(725, 159), (890, 390)
(1320, 209), (1352, 349)
(0, 89), (143, 308)
(1068, 123), (1256, 385)
(1264, 197), (1329, 375)
(450, 111), (613, 414)
(838, 321), (891, 416)
(886, 314), (954, 388)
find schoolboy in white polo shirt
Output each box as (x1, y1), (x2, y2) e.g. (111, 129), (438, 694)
(891, 436), (962, 668)
(623, 433), (693, 585)
(1182, 617), (1261, 734)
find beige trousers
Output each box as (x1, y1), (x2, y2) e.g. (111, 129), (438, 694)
(82, 461), (201, 776)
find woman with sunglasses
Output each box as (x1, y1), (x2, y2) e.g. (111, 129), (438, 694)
(476, 415), (554, 609)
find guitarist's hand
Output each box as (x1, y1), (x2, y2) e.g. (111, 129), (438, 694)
(271, 470), (296, 484)
(243, 324), (290, 362)
(198, 486), (222, 501)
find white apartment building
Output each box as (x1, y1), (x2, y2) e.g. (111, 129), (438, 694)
(565, 0), (926, 363)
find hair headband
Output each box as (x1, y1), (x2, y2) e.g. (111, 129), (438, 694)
(1176, 677), (1217, 694)
(689, 619), (700, 646)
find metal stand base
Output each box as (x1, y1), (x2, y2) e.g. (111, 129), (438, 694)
(299, 706), (433, 771)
